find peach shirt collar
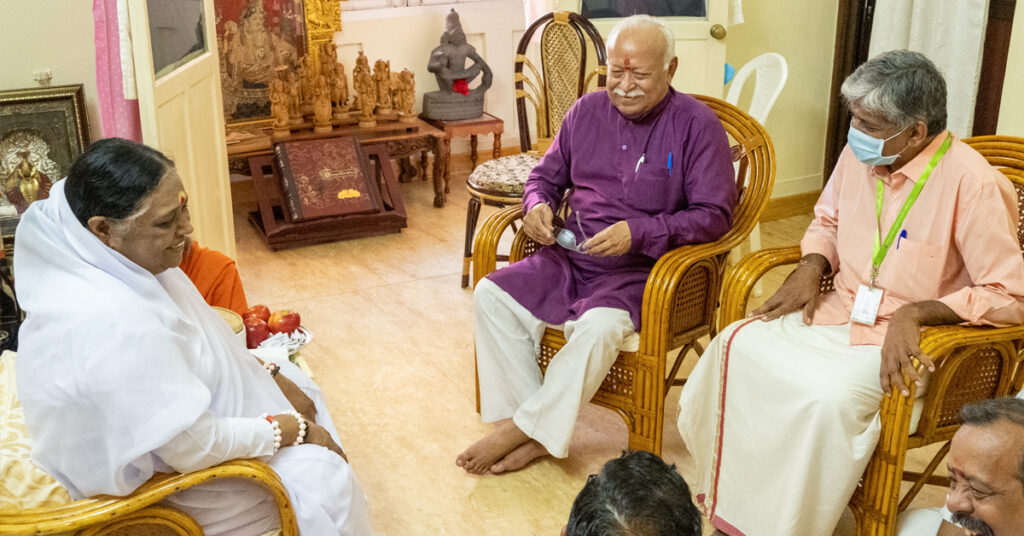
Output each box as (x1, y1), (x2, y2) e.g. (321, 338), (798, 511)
(871, 130), (951, 186)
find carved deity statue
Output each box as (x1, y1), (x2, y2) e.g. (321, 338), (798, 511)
(332, 61), (350, 120)
(270, 70), (291, 138)
(395, 69), (416, 123)
(354, 56), (377, 128)
(373, 59), (393, 113)
(286, 70), (303, 124)
(312, 74), (333, 133)
(422, 9), (492, 120)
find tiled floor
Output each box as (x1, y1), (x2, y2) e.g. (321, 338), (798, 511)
(231, 161), (946, 535)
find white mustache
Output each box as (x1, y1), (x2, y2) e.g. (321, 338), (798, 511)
(612, 87), (645, 98)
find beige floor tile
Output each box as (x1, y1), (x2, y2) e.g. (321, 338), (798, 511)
(234, 170), (946, 536)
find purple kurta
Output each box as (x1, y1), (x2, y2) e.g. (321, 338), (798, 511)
(488, 89), (736, 330)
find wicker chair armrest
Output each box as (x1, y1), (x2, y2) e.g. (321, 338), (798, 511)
(0, 459), (298, 536)
(718, 245), (803, 330)
(874, 323), (1024, 444)
(638, 238), (752, 354)
(471, 204), (524, 286)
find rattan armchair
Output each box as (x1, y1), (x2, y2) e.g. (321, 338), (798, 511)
(0, 459), (298, 536)
(461, 11), (607, 287)
(471, 95), (775, 454)
(717, 135), (1024, 536)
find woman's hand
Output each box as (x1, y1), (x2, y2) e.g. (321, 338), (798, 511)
(273, 414), (346, 461)
(274, 373), (317, 423)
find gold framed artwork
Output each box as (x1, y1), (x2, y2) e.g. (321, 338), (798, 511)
(216, 0), (341, 127)
(0, 85), (89, 215)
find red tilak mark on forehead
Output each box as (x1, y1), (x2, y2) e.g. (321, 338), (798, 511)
(179, 191), (188, 206)
(623, 57), (631, 69)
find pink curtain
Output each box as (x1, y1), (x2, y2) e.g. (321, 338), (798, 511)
(94, 0), (142, 142)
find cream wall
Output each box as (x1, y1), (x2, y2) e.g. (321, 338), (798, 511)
(1, 1), (103, 142)
(997, 4), (1024, 136)
(724, 0), (839, 197)
(337, 0), (526, 154)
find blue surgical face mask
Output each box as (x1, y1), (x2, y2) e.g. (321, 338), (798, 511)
(847, 125), (909, 166)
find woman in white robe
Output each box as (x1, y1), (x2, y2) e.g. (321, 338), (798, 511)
(14, 138), (373, 535)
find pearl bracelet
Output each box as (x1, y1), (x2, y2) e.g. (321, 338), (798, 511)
(286, 410), (307, 446)
(263, 362), (281, 377)
(260, 413), (282, 453)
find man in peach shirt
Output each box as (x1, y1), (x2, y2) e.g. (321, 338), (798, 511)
(676, 50), (1024, 536)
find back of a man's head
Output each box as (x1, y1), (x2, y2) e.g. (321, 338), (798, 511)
(565, 451), (701, 536)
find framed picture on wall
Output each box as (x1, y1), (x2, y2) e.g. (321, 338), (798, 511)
(216, 0), (308, 126)
(0, 84), (89, 215)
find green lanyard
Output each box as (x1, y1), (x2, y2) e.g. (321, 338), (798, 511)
(871, 133), (952, 287)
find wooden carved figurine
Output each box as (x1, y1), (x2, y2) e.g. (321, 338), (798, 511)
(312, 74), (333, 133)
(354, 58), (377, 128)
(332, 61), (350, 121)
(286, 70), (303, 126)
(298, 55), (318, 116)
(352, 52), (371, 112)
(373, 59), (393, 114)
(270, 66), (291, 138)
(396, 69), (416, 123)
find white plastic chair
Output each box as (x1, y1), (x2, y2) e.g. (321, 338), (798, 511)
(725, 52), (788, 287)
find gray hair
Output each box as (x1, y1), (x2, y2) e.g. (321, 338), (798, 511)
(960, 397), (1024, 495)
(841, 50), (946, 136)
(606, 15), (675, 70)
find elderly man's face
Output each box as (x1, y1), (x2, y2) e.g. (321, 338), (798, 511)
(946, 422), (1024, 536)
(606, 30), (677, 119)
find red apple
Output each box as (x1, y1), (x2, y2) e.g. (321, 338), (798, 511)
(244, 317), (271, 349)
(242, 304), (271, 323)
(268, 309), (301, 335)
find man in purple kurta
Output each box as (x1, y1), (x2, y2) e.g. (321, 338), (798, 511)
(456, 15), (736, 475)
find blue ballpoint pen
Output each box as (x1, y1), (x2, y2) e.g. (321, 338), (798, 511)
(668, 152), (673, 176)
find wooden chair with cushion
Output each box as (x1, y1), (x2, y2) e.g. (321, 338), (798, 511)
(471, 95), (775, 454)
(0, 350), (298, 536)
(717, 135), (1024, 535)
(461, 11), (607, 287)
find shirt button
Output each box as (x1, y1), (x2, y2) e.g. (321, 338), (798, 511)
(621, 145), (627, 150)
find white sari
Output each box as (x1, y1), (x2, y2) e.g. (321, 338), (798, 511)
(14, 181), (372, 535)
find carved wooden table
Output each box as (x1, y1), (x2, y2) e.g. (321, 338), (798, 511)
(420, 113), (503, 188)
(227, 119), (451, 207)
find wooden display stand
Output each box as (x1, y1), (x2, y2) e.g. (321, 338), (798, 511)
(247, 143), (407, 251)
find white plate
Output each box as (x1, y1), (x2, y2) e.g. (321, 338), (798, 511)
(258, 326), (313, 355)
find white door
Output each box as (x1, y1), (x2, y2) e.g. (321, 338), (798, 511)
(559, 0), (728, 97)
(127, 0), (236, 257)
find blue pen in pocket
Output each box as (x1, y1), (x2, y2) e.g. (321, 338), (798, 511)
(897, 229), (907, 249)
(668, 152), (673, 177)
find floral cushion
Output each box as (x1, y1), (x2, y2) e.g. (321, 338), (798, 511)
(0, 350), (73, 511)
(468, 154), (541, 196)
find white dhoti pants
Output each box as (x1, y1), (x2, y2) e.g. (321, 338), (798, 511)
(677, 313), (922, 536)
(164, 359), (374, 536)
(474, 278), (636, 458)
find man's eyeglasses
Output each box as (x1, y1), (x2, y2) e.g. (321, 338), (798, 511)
(554, 210), (588, 253)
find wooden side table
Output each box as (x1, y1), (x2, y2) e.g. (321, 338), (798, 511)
(420, 113), (503, 187)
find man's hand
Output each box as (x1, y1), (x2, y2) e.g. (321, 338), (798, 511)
(751, 254), (830, 323)
(879, 306), (937, 397)
(523, 203), (555, 245)
(582, 221), (631, 257)
(275, 373), (318, 423)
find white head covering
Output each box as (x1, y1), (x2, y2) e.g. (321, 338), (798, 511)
(14, 181), (291, 499)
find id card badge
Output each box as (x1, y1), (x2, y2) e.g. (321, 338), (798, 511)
(851, 284), (885, 325)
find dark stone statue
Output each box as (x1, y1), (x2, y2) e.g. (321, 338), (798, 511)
(421, 9), (493, 121)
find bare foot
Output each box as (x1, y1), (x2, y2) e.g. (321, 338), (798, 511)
(489, 439), (548, 474)
(456, 419), (529, 474)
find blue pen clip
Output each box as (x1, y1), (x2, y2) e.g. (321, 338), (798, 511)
(668, 152), (673, 177)
(897, 229), (907, 249)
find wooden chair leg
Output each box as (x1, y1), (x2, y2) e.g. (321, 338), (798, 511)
(463, 195), (483, 288)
